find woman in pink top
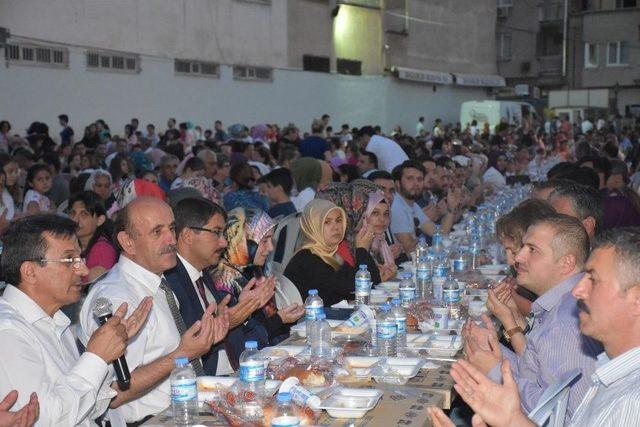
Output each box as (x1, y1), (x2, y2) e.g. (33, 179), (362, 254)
(68, 191), (118, 282)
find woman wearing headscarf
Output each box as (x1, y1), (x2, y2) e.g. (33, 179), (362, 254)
(223, 163), (269, 212)
(211, 208), (304, 348)
(284, 198), (380, 306)
(483, 151), (508, 189)
(83, 169), (113, 201)
(290, 157), (333, 212)
(318, 180), (396, 281)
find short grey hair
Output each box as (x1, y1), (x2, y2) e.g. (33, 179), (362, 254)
(160, 154), (179, 166)
(592, 227), (640, 292)
(548, 181), (603, 235)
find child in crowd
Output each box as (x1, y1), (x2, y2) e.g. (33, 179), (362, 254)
(22, 164), (53, 215)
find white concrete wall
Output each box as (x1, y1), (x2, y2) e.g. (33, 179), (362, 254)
(0, 0), (288, 67)
(0, 49), (487, 138)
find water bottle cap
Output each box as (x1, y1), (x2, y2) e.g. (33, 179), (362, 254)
(174, 356), (189, 366)
(359, 264), (367, 269)
(391, 298), (400, 306)
(245, 340), (258, 349)
(308, 289), (318, 295)
(277, 392), (292, 403)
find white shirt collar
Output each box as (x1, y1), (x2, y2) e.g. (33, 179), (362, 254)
(119, 255), (164, 294)
(177, 253), (203, 284)
(1, 284), (70, 332)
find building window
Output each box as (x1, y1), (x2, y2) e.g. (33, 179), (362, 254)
(4, 42), (68, 68)
(615, 0), (636, 8)
(87, 51), (139, 73)
(337, 58), (362, 75)
(338, 0), (381, 8)
(175, 59), (219, 77)
(302, 55), (330, 73)
(233, 65), (273, 81)
(606, 41), (629, 66)
(497, 33), (512, 61)
(584, 43), (599, 68)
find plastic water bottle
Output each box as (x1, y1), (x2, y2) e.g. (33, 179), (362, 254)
(432, 257), (449, 302)
(451, 248), (469, 276)
(309, 311), (332, 357)
(469, 238), (482, 270)
(376, 304), (397, 357)
(432, 224), (443, 253)
(390, 298), (407, 351)
(443, 274), (463, 327)
(398, 271), (416, 308)
(415, 256), (432, 299)
(416, 236), (429, 260)
(238, 341), (266, 397)
(304, 289), (324, 343)
(355, 264), (372, 306)
(170, 357), (199, 426)
(271, 392), (301, 427)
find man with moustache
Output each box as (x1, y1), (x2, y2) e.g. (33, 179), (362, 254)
(464, 214), (601, 422)
(0, 214), (152, 426)
(165, 198), (266, 375)
(429, 228), (640, 427)
(80, 197), (229, 424)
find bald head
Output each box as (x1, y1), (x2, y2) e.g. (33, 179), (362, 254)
(115, 196), (177, 274)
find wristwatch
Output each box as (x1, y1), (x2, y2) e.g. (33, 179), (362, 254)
(503, 326), (524, 342)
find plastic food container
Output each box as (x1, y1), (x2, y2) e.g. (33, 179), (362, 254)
(319, 388), (383, 418)
(196, 377), (281, 402)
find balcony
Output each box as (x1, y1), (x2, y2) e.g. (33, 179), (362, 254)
(538, 1), (565, 22)
(538, 55), (563, 76)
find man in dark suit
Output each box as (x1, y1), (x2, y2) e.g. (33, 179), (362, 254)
(165, 197), (261, 375)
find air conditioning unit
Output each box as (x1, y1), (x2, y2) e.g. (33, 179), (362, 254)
(497, 7), (510, 18)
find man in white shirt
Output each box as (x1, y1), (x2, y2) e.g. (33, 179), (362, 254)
(0, 214), (152, 426)
(358, 126), (408, 173)
(429, 228), (640, 427)
(79, 197), (229, 424)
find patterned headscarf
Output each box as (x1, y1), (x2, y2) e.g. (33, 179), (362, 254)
(107, 178), (166, 218)
(179, 176), (222, 206)
(299, 199), (347, 270)
(83, 169), (112, 192)
(363, 190), (395, 266)
(317, 179), (382, 253)
(213, 207), (276, 295)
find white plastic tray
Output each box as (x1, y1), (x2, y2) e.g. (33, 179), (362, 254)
(291, 319), (367, 338)
(343, 356), (423, 379)
(196, 377), (281, 402)
(319, 387), (383, 418)
(260, 345), (306, 362)
(407, 334), (463, 357)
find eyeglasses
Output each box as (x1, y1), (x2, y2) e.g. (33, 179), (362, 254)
(36, 257), (86, 269)
(189, 227), (225, 239)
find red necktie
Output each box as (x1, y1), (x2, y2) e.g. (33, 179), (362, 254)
(195, 277), (209, 307)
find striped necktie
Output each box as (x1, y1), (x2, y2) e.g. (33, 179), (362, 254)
(159, 278), (205, 376)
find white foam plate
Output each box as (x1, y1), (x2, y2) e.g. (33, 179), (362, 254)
(319, 388), (383, 418)
(197, 377), (281, 402)
(376, 281), (400, 292)
(260, 345), (305, 362)
(418, 321), (463, 335)
(344, 356), (423, 379)
(291, 320), (366, 338)
(478, 264), (509, 276)
(407, 334), (463, 357)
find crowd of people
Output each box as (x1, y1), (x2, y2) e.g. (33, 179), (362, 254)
(0, 111), (638, 426)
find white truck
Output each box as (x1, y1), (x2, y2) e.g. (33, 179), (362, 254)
(460, 100), (537, 134)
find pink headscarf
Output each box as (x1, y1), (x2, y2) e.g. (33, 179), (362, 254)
(363, 191), (395, 267)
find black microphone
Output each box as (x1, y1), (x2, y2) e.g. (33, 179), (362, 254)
(93, 297), (131, 391)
